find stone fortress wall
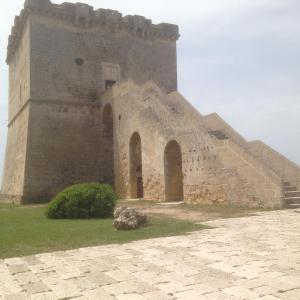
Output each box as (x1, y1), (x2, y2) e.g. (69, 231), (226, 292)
(203, 113), (300, 192)
(1, 0), (299, 208)
(2, 0), (178, 202)
(248, 141), (300, 191)
(102, 81), (283, 208)
(1, 19), (31, 199)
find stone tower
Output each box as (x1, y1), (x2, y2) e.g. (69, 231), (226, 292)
(2, 0), (299, 208)
(1, 0), (179, 203)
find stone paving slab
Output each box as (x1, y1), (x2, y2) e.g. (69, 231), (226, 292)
(0, 209), (299, 299)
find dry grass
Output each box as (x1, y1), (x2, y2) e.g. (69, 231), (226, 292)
(117, 199), (271, 222)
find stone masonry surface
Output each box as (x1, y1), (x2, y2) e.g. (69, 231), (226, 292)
(0, 209), (299, 299)
(2, 0), (300, 208)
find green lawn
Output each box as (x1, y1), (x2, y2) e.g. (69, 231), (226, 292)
(0, 203), (209, 259)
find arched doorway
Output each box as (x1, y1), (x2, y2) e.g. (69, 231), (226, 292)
(130, 132), (144, 198)
(102, 104), (114, 187)
(164, 140), (184, 202)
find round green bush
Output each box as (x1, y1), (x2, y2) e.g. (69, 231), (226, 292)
(46, 183), (117, 219)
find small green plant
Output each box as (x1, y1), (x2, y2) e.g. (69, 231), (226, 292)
(46, 183), (117, 219)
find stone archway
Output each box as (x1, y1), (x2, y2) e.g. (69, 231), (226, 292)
(164, 140), (184, 202)
(102, 103), (114, 186)
(129, 132), (144, 199)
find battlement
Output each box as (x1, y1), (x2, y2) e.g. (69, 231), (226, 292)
(7, 0), (180, 63)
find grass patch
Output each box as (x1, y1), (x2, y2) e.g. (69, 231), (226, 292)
(0, 203), (19, 209)
(0, 204), (209, 259)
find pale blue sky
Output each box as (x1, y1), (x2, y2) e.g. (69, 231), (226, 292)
(0, 0), (299, 185)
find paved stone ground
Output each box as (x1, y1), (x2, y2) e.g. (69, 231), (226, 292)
(0, 209), (299, 300)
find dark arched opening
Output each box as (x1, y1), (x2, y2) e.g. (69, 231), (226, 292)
(102, 104), (114, 187)
(164, 140), (184, 202)
(130, 132), (143, 198)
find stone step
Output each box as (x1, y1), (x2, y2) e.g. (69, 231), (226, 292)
(284, 186), (297, 192)
(284, 197), (300, 205)
(286, 203), (300, 209)
(285, 191), (300, 198)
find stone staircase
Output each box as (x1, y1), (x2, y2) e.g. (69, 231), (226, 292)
(284, 182), (300, 209)
(208, 129), (229, 140)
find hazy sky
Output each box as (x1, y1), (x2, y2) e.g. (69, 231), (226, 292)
(0, 0), (299, 184)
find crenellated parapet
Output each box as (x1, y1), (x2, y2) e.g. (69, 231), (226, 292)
(6, 0), (180, 64)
